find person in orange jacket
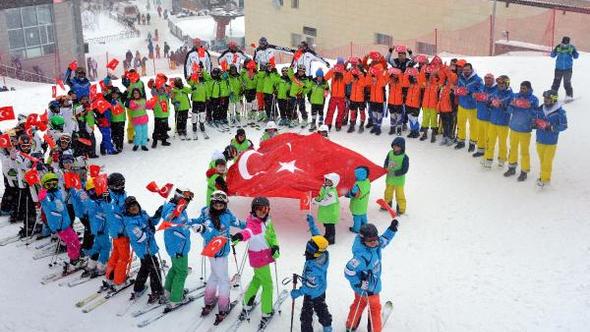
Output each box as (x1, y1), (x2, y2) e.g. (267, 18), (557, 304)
(437, 75), (456, 146)
(347, 67), (368, 133)
(367, 67), (388, 135)
(324, 60), (351, 131)
(420, 67), (441, 143)
(404, 68), (424, 138)
(386, 68), (405, 136)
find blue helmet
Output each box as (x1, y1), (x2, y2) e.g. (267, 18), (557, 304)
(315, 69), (324, 78)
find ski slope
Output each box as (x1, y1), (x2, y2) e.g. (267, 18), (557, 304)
(0, 54), (589, 332)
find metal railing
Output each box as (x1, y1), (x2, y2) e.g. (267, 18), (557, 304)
(0, 63), (54, 84)
(85, 30), (141, 44)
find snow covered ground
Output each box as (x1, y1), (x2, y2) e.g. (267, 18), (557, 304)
(1, 52), (589, 332)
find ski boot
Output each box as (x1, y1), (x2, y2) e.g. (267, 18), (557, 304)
(517, 171), (528, 182)
(536, 178), (547, 189)
(503, 167), (516, 177)
(468, 143), (475, 152)
(454, 141), (465, 150)
(147, 292), (165, 304)
(439, 137), (448, 146)
(151, 140), (157, 148)
(374, 126), (381, 135)
(132, 145), (139, 152)
(419, 129), (428, 141)
(430, 129), (437, 143)
(141, 145), (149, 151)
(335, 125), (341, 132)
(129, 288), (146, 301)
(472, 150), (484, 158)
(358, 124), (365, 133)
(347, 124), (355, 133)
(214, 311), (230, 325)
(482, 159), (493, 169)
(309, 123), (317, 132)
(201, 303), (216, 317)
(388, 126), (395, 135)
(161, 139), (171, 146)
(258, 311), (274, 329)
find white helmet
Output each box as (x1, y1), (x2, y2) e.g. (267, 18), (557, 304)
(318, 124), (329, 132)
(211, 150), (225, 161)
(265, 121), (278, 131)
(323, 172), (340, 187)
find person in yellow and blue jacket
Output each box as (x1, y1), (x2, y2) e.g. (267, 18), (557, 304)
(533, 90), (568, 188)
(505, 81), (539, 182)
(290, 214), (333, 332)
(483, 75), (513, 169)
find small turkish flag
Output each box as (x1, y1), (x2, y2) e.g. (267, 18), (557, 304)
(112, 104), (125, 116)
(56, 79), (65, 91)
(99, 80), (108, 92)
(227, 133), (386, 199)
(52, 85), (57, 98)
(201, 236), (228, 257)
(146, 181), (160, 193)
(24, 169), (40, 186)
(93, 174), (108, 195)
(293, 50), (303, 62)
(198, 48), (205, 58)
(145, 96), (158, 109)
(64, 172), (82, 189)
(127, 71), (139, 83)
(155, 73), (167, 89)
(157, 221), (174, 231)
(220, 59), (228, 72)
(44, 134), (56, 149)
(299, 191), (312, 211)
(68, 60), (78, 71)
(268, 56), (276, 68)
(106, 58), (119, 70)
(25, 113), (38, 129)
(90, 84), (97, 100)
(77, 138), (92, 146)
(0, 106), (15, 121)
(0, 134), (12, 148)
(232, 53), (239, 64)
(173, 198), (187, 217)
(19, 151), (40, 163)
(88, 164), (101, 177)
(158, 183), (174, 199)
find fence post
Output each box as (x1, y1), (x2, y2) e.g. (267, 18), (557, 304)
(434, 28), (438, 54)
(550, 8), (556, 48)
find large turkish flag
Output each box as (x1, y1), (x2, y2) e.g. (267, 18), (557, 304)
(226, 133), (386, 199)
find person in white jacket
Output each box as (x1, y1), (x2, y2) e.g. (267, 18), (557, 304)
(218, 41), (249, 71)
(184, 38), (212, 79)
(291, 41), (330, 76)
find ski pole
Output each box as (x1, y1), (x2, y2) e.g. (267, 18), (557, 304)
(350, 290), (368, 331)
(231, 244), (240, 288)
(289, 273), (298, 332)
(274, 261), (281, 314)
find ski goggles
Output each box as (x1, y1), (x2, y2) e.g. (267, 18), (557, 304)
(43, 179), (59, 190)
(363, 237), (380, 247)
(108, 183), (125, 191)
(253, 205), (270, 215)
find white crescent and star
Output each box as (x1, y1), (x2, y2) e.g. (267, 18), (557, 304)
(237, 143), (304, 180)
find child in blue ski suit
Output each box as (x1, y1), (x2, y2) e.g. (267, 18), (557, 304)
(290, 214), (333, 332)
(124, 196), (164, 302)
(344, 220), (398, 332)
(104, 173), (131, 288)
(81, 178), (112, 278)
(190, 190), (245, 320)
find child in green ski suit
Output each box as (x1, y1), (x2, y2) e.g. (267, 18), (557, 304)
(170, 78), (192, 139)
(312, 173), (341, 245)
(231, 196), (280, 328)
(346, 166), (371, 233)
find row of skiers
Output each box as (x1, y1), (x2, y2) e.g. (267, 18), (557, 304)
(26, 162), (400, 331)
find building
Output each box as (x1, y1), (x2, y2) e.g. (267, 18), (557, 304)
(0, 0), (84, 83)
(245, 0), (590, 56)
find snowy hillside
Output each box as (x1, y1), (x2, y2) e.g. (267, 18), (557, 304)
(1, 53), (589, 332)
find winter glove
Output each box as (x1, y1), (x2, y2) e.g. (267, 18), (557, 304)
(271, 245), (280, 259)
(231, 233), (243, 243)
(191, 224), (204, 233)
(358, 280), (369, 291)
(306, 214), (315, 224)
(389, 219), (399, 232)
(388, 48), (394, 53)
(290, 288), (303, 299)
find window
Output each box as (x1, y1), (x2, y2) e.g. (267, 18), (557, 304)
(303, 26), (317, 37)
(5, 5), (55, 60)
(291, 0), (299, 9)
(306, 37), (315, 47)
(375, 33), (393, 46)
(291, 33), (302, 47)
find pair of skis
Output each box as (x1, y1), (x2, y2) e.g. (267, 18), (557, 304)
(136, 291), (205, 328)
(224, 289), (289, 332)
(76, 278), (136, 313)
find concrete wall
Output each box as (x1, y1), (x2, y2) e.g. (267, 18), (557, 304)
(0, 0), (84, 80)
(244, 0), (546, 49)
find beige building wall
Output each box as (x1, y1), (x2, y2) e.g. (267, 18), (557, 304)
(244, 0), (550, 50)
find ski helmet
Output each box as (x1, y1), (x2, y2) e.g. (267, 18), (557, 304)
(59, 153), (75, 168)
(41, 172), (59, 190)
(259, 37), (268, 47)
(496, 75), (510, 88)
(251, 196), (270, 213)
(174, 188), (194, 202)
(50, 115), (65, 130)
(107, 172), (125, 191)
(215, 158), (227, 167)
(85, 177), (95, 191)
(17, 134), (31, 152)
(359, 224), (379, 244)
(542, 90), (558, 104)
(210, 190), (229, 204)
(265, 121), (278, 131)
(305, 235), (329, 258)
(124, 196), (140, 211)
(323, 173), (340, 187)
